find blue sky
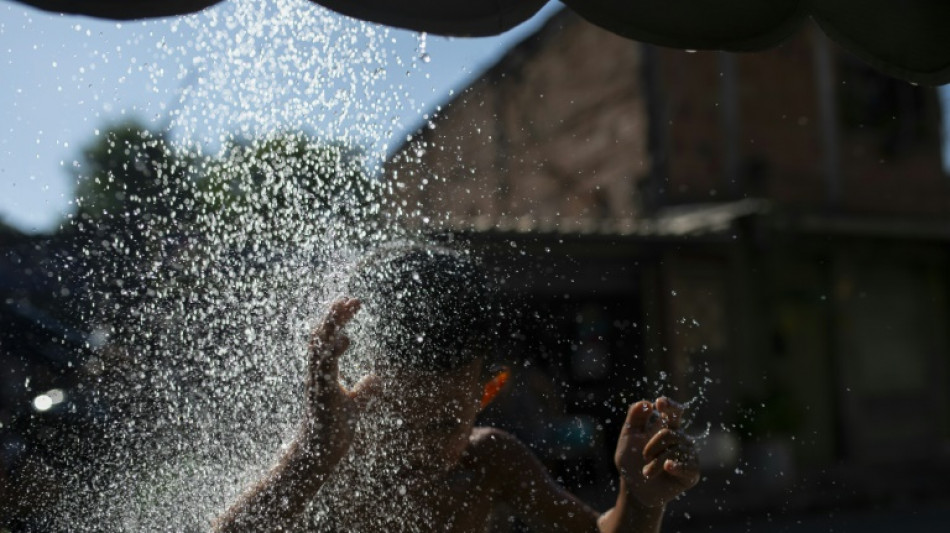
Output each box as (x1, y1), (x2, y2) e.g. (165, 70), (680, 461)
(2, 2), (948, 234)
(0, 1), (564, 233)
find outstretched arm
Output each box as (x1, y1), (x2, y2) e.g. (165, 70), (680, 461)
(491, 398), (698, 533)
(213, 298), (373, 533)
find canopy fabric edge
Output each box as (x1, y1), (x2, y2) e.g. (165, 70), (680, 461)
(9, 0), (546, 35)
(561, 2), (808, 53)
(10, 0), (222, 20)
(315, 0), (547, 37)
(812, 15), (950, 86)
(8, 0), (950, 84)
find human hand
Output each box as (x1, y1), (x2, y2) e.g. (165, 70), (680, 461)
(303, 297), (376, 465)
(614, 397), (700, 508)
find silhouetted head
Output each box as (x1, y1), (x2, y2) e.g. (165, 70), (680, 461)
(345, 242), (513, 473)
(346, 242), (495, 373)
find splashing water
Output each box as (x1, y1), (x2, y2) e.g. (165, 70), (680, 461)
(164, 0), (405, 159)
(12, 1), (729, 530)
(26, 1), (445, 530)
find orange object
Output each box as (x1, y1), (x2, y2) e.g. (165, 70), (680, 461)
(480, 368), (510, 408)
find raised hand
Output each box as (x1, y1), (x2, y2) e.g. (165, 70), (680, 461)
(614, 397), (700, 508)
(302, 297), (374, 465)
(212, 298), (373, 532)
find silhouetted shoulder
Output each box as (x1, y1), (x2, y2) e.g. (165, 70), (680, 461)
(468, 426), (527, 455)
(463, 427), (545, 492)
(464, 426), (597, 529)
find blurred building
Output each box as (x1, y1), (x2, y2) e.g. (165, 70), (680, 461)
(387, 9), (950, 519)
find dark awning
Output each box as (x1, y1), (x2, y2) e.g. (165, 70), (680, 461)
(11, 0), (950, 85)
(11, 0), (221, 20)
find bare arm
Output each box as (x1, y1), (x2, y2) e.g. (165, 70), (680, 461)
(483, 430), (659, 533)
(489, 397), (698, 533)
(597, 483), (666, 533)
(213, 298), (374, 533)
(211, 425), (335, 533)
(479, 428), (600, 532)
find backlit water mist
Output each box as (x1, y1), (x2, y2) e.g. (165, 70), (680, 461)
(14, 1), (718, 531)
(30, 0), (438, 529)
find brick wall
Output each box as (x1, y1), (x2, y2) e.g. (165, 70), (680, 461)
(387, 12), (650, 231)
(656, 25), (948, 215)
(389, 13), (949, 224)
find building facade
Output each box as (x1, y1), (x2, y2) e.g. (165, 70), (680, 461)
(387, 9), (950, 518)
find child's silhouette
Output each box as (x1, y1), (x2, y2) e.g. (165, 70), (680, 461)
(214, 244), (699, 532)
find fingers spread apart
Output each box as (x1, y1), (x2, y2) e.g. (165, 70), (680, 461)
(312, 298), (361, 349)
(308, 297), (361, 391)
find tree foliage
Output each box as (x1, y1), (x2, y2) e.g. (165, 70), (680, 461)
(71, 122), (378, 242)
(72, 119), (197, 238)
